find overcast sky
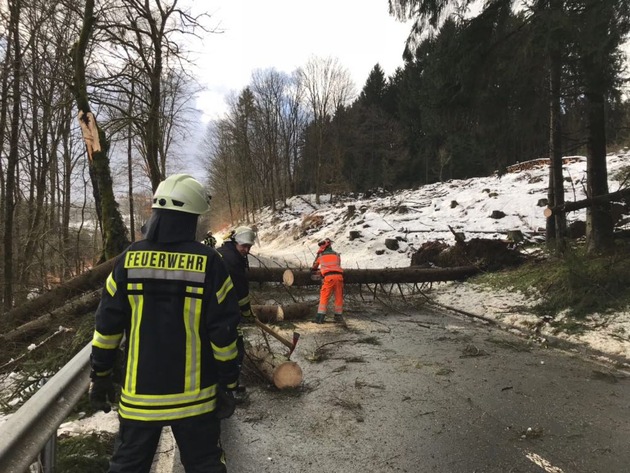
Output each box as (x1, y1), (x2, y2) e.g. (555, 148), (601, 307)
(187, 1), (412, 122)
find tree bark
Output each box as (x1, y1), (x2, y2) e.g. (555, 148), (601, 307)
(273, 266), (479, 287)
(585, 90), (613, 252)
(547, 22), (566, 253)
(70, 0), (129, 261)
(0, 290), (100, 343)
(3, 0), (22, 311)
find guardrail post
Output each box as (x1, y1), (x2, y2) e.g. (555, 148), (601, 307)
(41, 434), (56, 473)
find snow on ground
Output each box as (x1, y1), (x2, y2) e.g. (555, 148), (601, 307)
(254, 154), (629, 269)
(247, 152), (630, 364)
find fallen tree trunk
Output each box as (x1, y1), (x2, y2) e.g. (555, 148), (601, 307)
(544, 187), (630, 217)
(0, 290), (101, 344)
(278, 266), (479, 287)
(1, 258), (115, 331)
(2, 263), (476, 332)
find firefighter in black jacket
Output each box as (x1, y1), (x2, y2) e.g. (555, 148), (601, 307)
(89, 174), (241, 473)
(216, 226), (256, 390)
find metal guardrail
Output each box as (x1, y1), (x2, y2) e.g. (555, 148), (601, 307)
(0, 342), (91, 473)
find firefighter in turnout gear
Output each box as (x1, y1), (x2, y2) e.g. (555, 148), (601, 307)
(217, 226), (256, 392)
(311, 238), (344, 324)
(203, 231), (217, 248)
(89, 174), (241, 473)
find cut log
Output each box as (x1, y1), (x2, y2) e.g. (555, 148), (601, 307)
(278, 266), (479, 287)
(244, 345), (303, 389)
(251, 305), (282, 323)
(273, 362), (303, 389)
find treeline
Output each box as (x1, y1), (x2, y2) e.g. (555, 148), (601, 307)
(205, 1), (630, 233)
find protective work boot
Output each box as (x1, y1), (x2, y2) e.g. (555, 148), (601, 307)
(232, 383), (249, 405)
(313, 313), (325, 324)
(334, 314), (345, 324)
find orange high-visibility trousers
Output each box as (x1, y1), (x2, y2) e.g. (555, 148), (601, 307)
(317, 273), (344, 315)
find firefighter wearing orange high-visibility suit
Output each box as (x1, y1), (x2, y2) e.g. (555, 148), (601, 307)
(311, 238), (344, 324)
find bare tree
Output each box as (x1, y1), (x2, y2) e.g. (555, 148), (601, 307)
(96, 0), (209, 191)
(297, 56), (354, 204)
(2, 0), (23, 311)
(70, 0), (130, 262)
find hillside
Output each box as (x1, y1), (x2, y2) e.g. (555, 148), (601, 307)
(242, 152), (630, 363)
(251, 153), (629, 270)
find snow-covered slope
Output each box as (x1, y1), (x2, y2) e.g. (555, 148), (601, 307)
(251, 153), (630, 269)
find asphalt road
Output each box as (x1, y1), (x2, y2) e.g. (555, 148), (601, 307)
(158, 301), (630, 473)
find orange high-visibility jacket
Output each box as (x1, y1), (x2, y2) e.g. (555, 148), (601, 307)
(311, 248), (343, 276)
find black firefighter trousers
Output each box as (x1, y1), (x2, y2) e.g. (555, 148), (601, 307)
(108, 414), (227, 473)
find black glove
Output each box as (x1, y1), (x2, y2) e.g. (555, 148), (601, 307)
(215, 388), (236, 420)
(89, 376), (116, 413)
(240, 315), (255, 325)
(240, 309), (255, 325)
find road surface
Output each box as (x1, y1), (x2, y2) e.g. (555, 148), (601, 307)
(156, 301), (630, 473)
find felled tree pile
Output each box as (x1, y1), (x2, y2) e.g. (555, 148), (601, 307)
(411, 239), (526, 271)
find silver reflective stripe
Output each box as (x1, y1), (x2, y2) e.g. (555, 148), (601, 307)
(127, 268), (205, 283)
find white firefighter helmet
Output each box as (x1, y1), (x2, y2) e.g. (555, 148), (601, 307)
(233, 226), (256, 246)
(152, 174), (211, 215)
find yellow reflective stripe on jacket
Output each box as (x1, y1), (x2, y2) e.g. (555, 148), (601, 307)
(238, 294), (250, 308)
(211, 340), (238, 362)
(184, 286), (203, 392)
(120, 385), (216, 406)
(125, 283), (144, 394)
(106, 272), (117, 297)
(216, 276), (234, 304)
(124, 251), (207, 283)
(92, 330), (123, 350)
(119, 384), (217, 423)
(118, 397), (216, 422)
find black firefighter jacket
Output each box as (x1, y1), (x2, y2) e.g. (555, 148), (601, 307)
(91, 239), (241, 423)
(217, 241), (252, 319)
